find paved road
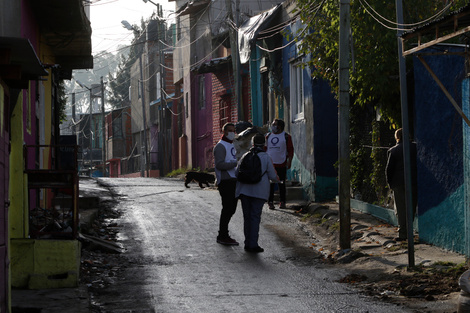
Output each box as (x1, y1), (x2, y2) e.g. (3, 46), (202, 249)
(92, 177), (409, 312)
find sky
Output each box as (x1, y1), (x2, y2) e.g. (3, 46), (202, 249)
(89, 0), (175, 55)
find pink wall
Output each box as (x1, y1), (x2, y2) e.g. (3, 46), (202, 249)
(192, 73), (214, 170)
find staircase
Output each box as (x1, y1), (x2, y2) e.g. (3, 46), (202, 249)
(273, 180), (305, 203)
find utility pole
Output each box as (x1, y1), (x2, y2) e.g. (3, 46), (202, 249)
(76, 80), (102, 177)
(89, 87), (93, 176)
(158, 8), (167, 175)
(101, 76), (106, 177)
(396, 0), (415, 268)
(235, 0), (241, 120)
(225, 0), (243, 120)
(72, 93), (76, 143)
(338, 0), (351, 250)
(139, 54), (149, 177)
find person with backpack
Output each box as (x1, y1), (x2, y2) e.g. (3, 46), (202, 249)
(266, 119), (294, 210)
(236, 133), (279, 253)
(214, 122), (239, 246)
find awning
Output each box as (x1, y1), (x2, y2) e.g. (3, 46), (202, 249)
(238, 4), (282, 64)
(0, 37), (48, 89)
(175, 0), (210, 16)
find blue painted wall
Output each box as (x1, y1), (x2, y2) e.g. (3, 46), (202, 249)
(413, 46), (466, 253)
(281, 21), (338, 202)
(462, 78), (470, 256)
(312, 78), (338, 201)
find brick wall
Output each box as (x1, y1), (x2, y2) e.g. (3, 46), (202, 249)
(164, 52), (174, 96)
(242, 73), (252, 124)
(211, 68), (237, 148)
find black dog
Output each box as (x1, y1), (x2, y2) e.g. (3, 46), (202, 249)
(184, 171), (215, 188)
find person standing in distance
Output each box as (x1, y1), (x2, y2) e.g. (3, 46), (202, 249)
(236, 133), (279, 253)
(214, 122), (239, 245)
(385, 128), (418, 241)
(266, 119), (294, 210)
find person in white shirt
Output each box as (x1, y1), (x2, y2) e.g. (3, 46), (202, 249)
(213, 123), (239, 245)
(265, 119), (294, 210)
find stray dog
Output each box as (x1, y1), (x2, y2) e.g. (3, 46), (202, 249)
(184, 171), (215, 188)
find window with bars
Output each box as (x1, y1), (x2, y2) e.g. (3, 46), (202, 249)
(219, 97), (230, 127)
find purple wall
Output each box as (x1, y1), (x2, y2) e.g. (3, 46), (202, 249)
(192, 73), (213, 170)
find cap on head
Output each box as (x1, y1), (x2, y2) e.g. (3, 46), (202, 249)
(252, 133), (265, 146)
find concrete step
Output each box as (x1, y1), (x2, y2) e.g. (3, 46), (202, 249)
(273, 184), (304, 202)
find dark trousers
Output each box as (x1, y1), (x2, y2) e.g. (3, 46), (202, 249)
(269, 166), (287, 203)
(240, 195), (265, 249)
(217, 179), (238, 238)
(392, 185), (417, 239)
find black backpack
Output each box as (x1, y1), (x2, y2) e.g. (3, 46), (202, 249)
(237, 147), (265, 184)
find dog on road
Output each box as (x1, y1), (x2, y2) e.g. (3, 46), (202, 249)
(184, 171), (215, 188)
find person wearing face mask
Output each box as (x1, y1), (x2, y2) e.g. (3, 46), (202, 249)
(265, 119), (294, 210)
(213, 122), (239, 245)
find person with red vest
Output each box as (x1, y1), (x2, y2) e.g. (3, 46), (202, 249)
(265, 119), (294, 210)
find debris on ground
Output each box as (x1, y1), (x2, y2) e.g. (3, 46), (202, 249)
(294, 201), (468, 309)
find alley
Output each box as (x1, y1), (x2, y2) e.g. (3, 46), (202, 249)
(89, 177), (408, 312)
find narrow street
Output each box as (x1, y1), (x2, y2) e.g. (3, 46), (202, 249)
(87, 177), (409, 312)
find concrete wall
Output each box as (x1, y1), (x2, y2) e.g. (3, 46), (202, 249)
(413, 46), (466, 253)
(119, 170), (160, 178)
(11, 239), (80, 289)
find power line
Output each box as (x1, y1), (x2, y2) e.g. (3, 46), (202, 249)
(358, 0), (453, 31)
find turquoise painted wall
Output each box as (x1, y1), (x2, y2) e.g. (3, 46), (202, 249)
(250, 48), (262, 126)
(290, 155), (337, 202)
(419, 185), (465, 254)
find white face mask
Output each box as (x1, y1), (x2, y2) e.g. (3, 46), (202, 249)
(226, 132), (235, 141)
(271, 126), (278, 133)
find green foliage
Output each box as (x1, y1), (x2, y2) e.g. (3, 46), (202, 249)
(370, 121), (388, 204)
(330, 221), (340, 231)
(166, 167), (189, 177)
(57, 80), (68, 123)
(107, 53), (133, 108)
(300, 213), (313, 221)
(107, 20), (145, 109)
(349, 103), (374, 201)
(165, 167), (204, 177)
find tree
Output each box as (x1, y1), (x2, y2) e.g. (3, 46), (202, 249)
(58, 80), (68, 123)
(294, 0), (468, 125)
(107, 52), (133, 108)
(107, 20), (147, 109)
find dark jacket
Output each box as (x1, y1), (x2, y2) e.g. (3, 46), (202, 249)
(386, 141), (417, 189)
